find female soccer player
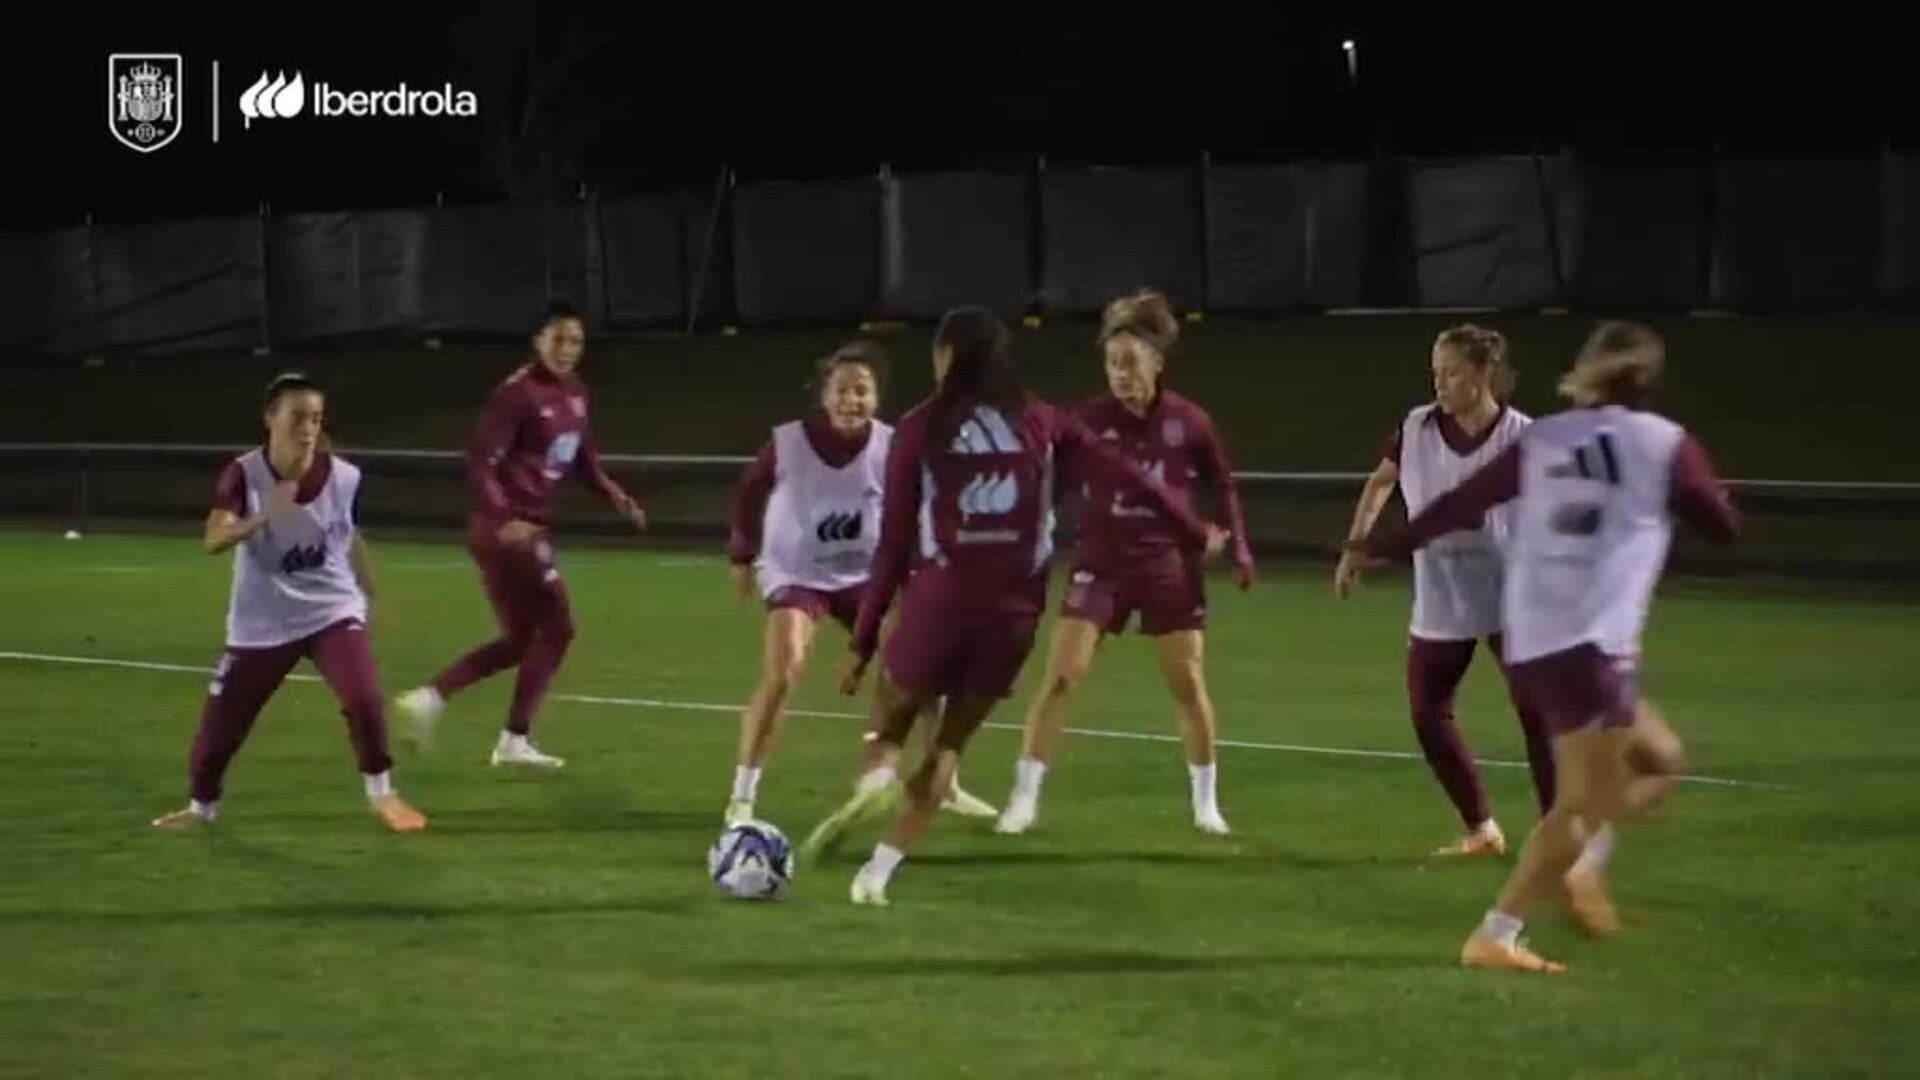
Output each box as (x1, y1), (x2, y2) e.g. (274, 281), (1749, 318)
(996, 290), (1254, 837)
(720, 341), (996, 824)
(395, 300), (646, 769)
(1333, 325), (1554, 856)
(1350, 321), (1740, 973)
(815, 305), (1228, 906)
(152, 372), (426, 833)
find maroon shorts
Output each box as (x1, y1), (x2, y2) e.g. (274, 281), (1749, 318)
(1060, 550), (1205, 636)
(467, 528), (573, 638)
(765, 584), (863, 632)
(882, 581), (1040, 701)
(1505, 643), (1640, 738)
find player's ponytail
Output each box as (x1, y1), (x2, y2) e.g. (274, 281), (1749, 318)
(930, 306), (1023, 452)
(1560, 321), (1664, 408)
(1435, 324), (1514, 399)
(1098, 289), (1180, 356)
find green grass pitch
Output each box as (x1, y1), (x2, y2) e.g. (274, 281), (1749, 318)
(3, 530), (1916, 1077)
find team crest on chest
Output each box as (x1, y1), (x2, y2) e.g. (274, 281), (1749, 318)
(1162, 419), (1185, 447)
(570, 396), (586, 418)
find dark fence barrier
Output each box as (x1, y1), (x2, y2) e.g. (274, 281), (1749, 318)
(7, 151), (1920, 355)
(5, 444), (1919, 581)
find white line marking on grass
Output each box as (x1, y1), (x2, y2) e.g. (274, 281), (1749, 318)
(0, 650), (1789, 790)
(78, 566), (154, 573)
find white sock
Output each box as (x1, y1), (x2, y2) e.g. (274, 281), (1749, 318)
(1188, 762), (1218, 811)
(855, 763), (897, 795)
(190, 798), (218, 820)
(1574, 822), (1617, 875)
(731, 766), (762, 803)
(1481, 909), (1524, 947)
(864, 843), (904, 884)
(363, 771), (393, 800)
(1013, 757), (1048, 800)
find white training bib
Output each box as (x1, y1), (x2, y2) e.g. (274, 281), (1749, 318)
(756, 420), (891, 597)
(1397, 404), (1531, 640)
(1502, 406), (1685, 664)
(225, 450), (368, 648)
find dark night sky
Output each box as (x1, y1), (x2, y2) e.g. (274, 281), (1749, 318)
(20, 5), (1913, 228)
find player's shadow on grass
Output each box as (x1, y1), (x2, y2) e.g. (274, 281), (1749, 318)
(894, 847), (1422, 873)
(397, 806), (718, 835)
(0, 895), (697, 927)
(700, 948), (1430, 981)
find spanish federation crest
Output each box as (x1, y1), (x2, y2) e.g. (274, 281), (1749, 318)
(1162, 418), (1185, 447)
(108, 54), (183, 153)
(569, 396), (586, 418)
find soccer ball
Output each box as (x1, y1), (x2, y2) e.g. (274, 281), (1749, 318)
(707, 819), (794, 899)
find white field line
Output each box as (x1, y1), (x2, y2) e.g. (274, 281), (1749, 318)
(0, 650), (1787, 790)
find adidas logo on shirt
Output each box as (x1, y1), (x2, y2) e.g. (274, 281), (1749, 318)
(949, 406), (1021, 455)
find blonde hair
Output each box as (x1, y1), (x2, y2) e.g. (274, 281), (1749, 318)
(1434, 323), (1514, 398)
(1098, 289), (1180, 355)
(1559, 321), (1664, 407)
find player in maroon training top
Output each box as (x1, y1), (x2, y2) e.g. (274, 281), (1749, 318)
(997, 290), (1255, 837)
(394, 300), (645, 769)
(721, 341), (999, 825)
(801, 306), (1228, 905)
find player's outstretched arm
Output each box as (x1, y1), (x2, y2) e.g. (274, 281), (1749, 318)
(846, 414), (924, 682)
(1197, 416), (1256, 586)
(1335, 457), (1399, 596)
(1356, 444), (1518, 563)
(574, 428), (645, 530)
(1060, 412), (1220, 557)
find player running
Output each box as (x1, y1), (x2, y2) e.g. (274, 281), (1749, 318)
(1350, 321), (1740, 973)
(152, 372), (426, 833)
(721, 341), (995, 824)
(394, 300), (646, 768)
(1334, 325), (1555, 856)
(996, 289), (1254, 837)
(807, 305), (1228, 905)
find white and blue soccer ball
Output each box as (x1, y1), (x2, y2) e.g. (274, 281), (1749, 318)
(707, 819), (794, 899)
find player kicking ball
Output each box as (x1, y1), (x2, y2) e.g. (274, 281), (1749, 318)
(806, 306), (1224, 904)
(720, 341), (995, 825)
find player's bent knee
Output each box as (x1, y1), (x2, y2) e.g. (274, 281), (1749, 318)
(1629, 733), (1685, 778)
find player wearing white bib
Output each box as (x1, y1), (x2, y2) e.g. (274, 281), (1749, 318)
(723, 343), (994, 825)
(1352, 322), (1740, 974)
(1336, 326), (1553, 856)
(152, 373), (426, 834)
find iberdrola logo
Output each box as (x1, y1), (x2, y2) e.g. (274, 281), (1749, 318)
(238, 70), (478, 129)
